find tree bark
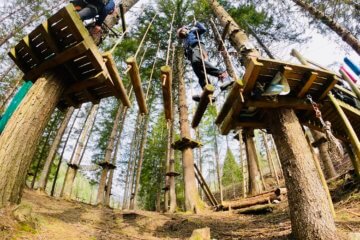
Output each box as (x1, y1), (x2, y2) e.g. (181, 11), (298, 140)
(97, 102), (123, 205)
(168, 120), (177, 213)
(292, 0), (360, 55)
(38, 107), (75, 191)
(0, 72), (65, 206)
(122, 112), (142, 209)
(30, 113), (60, 189)
(214, 129), (223, 203)
(175, 47), (204, 213)
(243, 129), (262, 196)
(269, 109), (339, 239)
(105, 106), (128, 206)
(62, 104), (98, 199)
(130, 114), (150, 210)
(311, 130), (337, 179)
(262, 132), (280, 186)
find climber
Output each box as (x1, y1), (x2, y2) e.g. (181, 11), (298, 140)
(177, 22), (233, 101)
(71, 0), (115, 35)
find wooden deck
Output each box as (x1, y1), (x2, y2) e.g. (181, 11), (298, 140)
(216, 57), (360, 141)
(8, 4), (130, 108)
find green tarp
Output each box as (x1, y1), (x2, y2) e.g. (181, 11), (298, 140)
(0, 81), (33, 134)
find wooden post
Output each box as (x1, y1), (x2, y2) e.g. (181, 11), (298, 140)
(160, 65), (173, 120)
(328, 93), (360, 176)
(125, 56), (148, 114)
(192, 85), (215, 128)
(103, 52), (131, 107)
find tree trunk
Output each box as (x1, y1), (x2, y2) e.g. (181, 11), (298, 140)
(122, 112), (142, 209)
(30, 113), (59, 189)
(168, 120), (177, 213)
(262, 132), (280, 186)
(175, 47), (204, 213)
(253, 133), (267, 190)
(130, 114), (150, 210)
(38, 107), (75, 191)
(97, 102), (123, 205)
(269, 109), (339, 239)
(0, 72), (65, 206)
(243, 129), (262, 196)
(214, 129), (223, 203)
(292, 0), (360, 55)
(270, 135), (284, 179)
(105, 106), (128, 206)
(311, 130), (337, 179)
(50, 109), (80, 196)
(238, 130), (247, 198)
(62, 104), (98, 199)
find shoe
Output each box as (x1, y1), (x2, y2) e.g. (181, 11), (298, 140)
(192, 95), (216, 102)
(220, 78), (234, 91)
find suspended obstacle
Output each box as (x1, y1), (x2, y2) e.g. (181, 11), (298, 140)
(171, 137), (202, 150)
(126, 56), (148, 114)
(8, 4), (130, 109)
(215, 57), (355, 135)
(194, 163), (219, 208)
(191, 84), (215, 128)
(160, 65), (173, 120)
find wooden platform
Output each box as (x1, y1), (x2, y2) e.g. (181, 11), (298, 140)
(171, 137), (202, 150)
(8, 4), (130, 108)
(216, 57), (360, 140)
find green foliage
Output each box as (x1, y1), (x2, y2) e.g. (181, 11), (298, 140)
(221, 148), (242, 187)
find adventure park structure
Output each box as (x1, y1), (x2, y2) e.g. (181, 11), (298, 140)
(0, 0), (359, 239)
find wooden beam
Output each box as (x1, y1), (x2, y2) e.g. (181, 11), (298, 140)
(297, 71), (318, 98)
(192, 85), (215, 128)
(319, 75), (338, 100)
(160, 65), (173, 120)
(24, 42), (88, 80)
(337, 99), (360, 117)
(328, 93), (360, 176)
(65, 72), (106, 94)
(245, 97), (312, 110)
(126, 56), (148, 114)
(221, 20), (231, 42)
(82, 89), (99, 104)
(233, 121), (266, 129)
(103, 52), (131, 107)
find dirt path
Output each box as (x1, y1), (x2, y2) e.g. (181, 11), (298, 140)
(0, 183), (359, 239)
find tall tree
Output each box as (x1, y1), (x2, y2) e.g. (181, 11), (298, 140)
(38, 107), (75, 191)
(208, 1), (339, 238)
(292, 0), (360, 54)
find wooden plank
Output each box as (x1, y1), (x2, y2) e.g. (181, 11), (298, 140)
(8, 48), (28, 73)
(215, 79), (243, 124)
(160, 65), (173, 120)
(232, 121), (266, 129)
(103, 52), (131, 107)
(82, 89), (100, 104)
(319, 75), (338, 100)
(337, 99), (360, 117)
(126, 56), (148, 114)
(243, 57), (264, 94)
(24, 42), (88, 80)
(192, 84), (215, 128)
(297, 71), (318, 98)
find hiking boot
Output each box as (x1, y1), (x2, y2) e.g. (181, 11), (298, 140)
(220, 78), (234, 91)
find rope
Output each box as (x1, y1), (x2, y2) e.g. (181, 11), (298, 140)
(139, 45), (149, 68)
(134, 13), (158, 59)
(166, 12), (176, 66)
(145, 43), (161, 101)
(209, 18), (239, 80)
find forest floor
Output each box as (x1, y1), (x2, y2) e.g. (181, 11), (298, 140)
(0, 176), (359, 240)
